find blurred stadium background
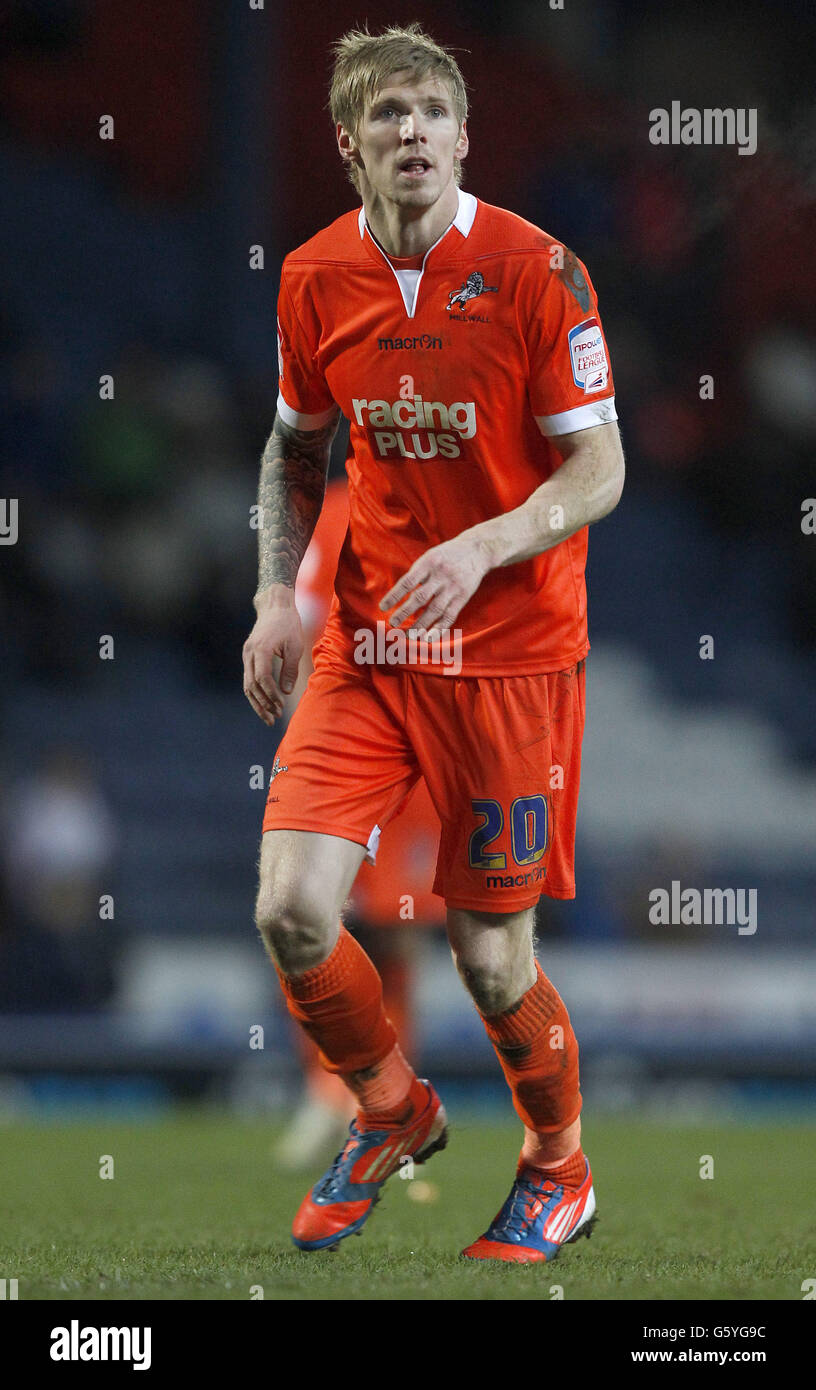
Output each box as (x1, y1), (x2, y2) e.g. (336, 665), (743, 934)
(1, 0), (815, 1146)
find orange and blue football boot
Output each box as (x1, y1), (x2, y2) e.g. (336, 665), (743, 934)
(461, 1158), (596, 1262)
(291, 1080), (447, 1251)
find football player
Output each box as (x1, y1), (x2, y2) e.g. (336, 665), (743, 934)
(243, 23), (624, 1261)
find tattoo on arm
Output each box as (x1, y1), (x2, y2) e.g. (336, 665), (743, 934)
(256, 414), (338, 593)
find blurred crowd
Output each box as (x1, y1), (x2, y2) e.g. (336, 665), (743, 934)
(1, 338), (262, 684)
(0, 747), (118, 1010)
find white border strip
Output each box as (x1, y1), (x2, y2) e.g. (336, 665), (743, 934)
(277, 392), (339, 430)
(535, 396), (617, 437)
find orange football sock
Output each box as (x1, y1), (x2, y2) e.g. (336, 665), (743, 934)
(480, 961), (582, 1136)
(520, 1127), (587, 1188)
(277, 925), (423, 1128)
(346, 1043), (428, 1131)
(277, 924), (396, 1074)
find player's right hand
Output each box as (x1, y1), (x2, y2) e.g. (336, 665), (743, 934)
(242, 590), (304, 726)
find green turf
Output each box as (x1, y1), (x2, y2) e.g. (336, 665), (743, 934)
(1, 1111), (813, 1300)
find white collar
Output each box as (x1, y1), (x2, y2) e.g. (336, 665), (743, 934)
(357, 188), (478, 243)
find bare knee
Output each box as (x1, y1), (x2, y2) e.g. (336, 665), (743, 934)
(451, 953), (519, 1016)
(255, 881), (337, 975)
(255, 830), (366, 975)
(447, 908), (536, 1016)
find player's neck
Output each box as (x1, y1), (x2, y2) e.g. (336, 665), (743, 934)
(361, 181), (459, 260)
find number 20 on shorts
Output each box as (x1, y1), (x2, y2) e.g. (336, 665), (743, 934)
(468, 796), (548, 870)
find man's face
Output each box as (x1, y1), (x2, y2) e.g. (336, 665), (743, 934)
(339, 72), (468, 209)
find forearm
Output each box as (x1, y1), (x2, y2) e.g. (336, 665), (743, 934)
(254, 413), (337, 606)
(471, 424), (625, 570)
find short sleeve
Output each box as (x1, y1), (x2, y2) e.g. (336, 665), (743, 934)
(525, 245), (618, 437)
(276, 266), (340, 429)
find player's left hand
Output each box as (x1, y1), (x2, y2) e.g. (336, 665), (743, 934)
(379, 532), (492, 633)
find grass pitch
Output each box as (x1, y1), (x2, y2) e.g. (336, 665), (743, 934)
(1, 1110), (813, 1301)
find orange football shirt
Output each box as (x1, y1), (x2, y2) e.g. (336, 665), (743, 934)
(277, 190), (617, 676)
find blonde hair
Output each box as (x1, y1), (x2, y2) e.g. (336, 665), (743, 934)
(329, 22), (469, 193)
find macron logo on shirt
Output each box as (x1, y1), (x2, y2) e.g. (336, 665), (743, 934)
(351, 395), (477, 461)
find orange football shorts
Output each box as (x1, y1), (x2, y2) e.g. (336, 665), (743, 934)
(262, 640), (586, 913)
(351, 778), (446, 928)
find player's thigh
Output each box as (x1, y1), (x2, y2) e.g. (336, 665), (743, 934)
(256, 828), (367, 935)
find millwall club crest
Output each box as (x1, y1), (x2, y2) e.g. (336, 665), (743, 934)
(446, 271), (498, 313)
